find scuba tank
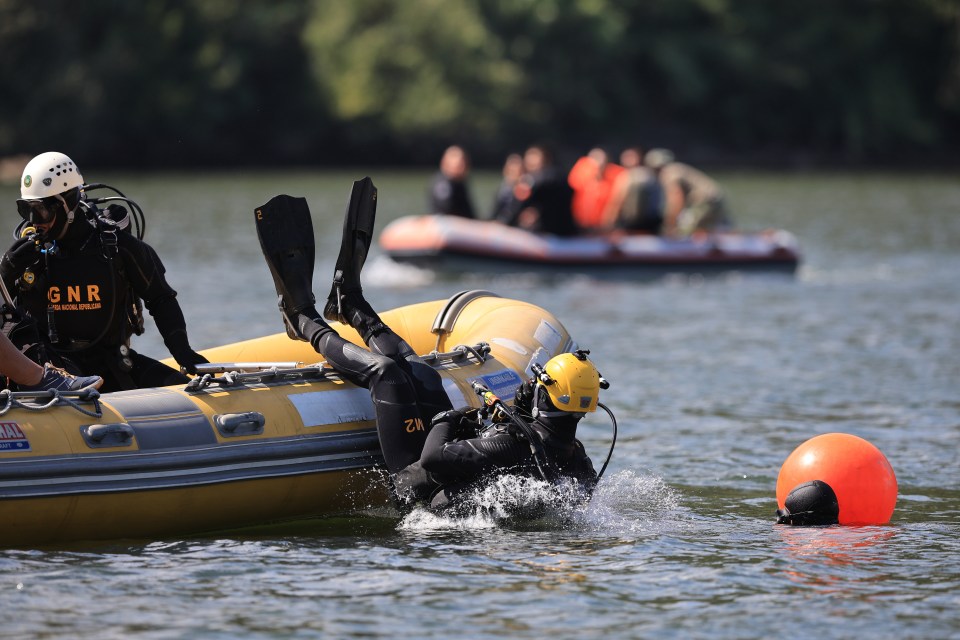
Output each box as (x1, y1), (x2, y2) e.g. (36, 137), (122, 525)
(77, 183), (147, 339)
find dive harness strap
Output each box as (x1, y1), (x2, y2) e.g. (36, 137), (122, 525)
(471, 380), (553, 481)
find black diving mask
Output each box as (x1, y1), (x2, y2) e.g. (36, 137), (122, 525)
(16, 195), (67, 225)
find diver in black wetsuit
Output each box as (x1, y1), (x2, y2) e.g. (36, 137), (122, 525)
(291, 292), (455, 475)
(260, 180), (602, 507)
(393, 351), (602, 510)
(2, 152), (208, 391)
(259, 183), (453, 476)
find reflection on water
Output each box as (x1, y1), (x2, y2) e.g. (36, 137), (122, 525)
(777, 526), (898, 569)
(1, 171), (958, 638)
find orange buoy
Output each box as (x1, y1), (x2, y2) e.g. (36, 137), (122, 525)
(776, 433), (897, 525)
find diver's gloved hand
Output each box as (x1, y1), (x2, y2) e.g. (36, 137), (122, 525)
(431, 407), (480, 438)
(170, 345), (209, 375)
(392, 461), (442, 504)
(429, 482), (473, 512)
(513, 379), (535, 415)
(1, 237), (41, 281)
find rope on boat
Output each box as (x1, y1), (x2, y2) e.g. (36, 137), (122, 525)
(0, 388), (103, 418)
(421, 342), (490, 365)
(185, 366), (331, 392)
(184, 343), (491, 393)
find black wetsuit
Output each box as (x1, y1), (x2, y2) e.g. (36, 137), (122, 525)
(394, 391), (597, 508)
(429, 173), (475, 218)
(0, 217), (201, 391)
(293, 299), (594, 503)
(294, 299), (454, 474)
(490, 180), (517, 221)
(497, 168), (579, 236)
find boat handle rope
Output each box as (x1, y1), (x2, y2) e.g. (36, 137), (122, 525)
(421, 342), (490, 366)
(0, 389), (103, 418)
(186, 344), (492, 392)
(185, 365), (332, 392)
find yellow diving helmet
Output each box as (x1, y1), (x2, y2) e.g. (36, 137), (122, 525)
(535, 350), (605, 413)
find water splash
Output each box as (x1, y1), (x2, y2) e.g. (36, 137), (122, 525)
(578, 469), (684, 534)
(398, 469), (683, 534)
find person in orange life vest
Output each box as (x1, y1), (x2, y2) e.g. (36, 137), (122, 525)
(1, 152), (207, 391)
(567, 147), (625, 230)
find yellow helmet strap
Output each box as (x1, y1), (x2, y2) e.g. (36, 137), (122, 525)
(532, 383), (572, 418)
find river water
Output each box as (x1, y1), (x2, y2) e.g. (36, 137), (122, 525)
(1, 170), (957, 639)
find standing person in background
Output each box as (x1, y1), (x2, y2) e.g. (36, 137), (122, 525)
(649, 149), (733, 236)
(496, 145), (578, 237)
(428, 145), (475, 218)
(1, 152), (207, 392)
(602, 146), (665, 234)
(490, 153), (523, 221)
(567, 147), (624, 231)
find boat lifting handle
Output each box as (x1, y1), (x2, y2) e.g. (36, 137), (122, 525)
(431, 290), (501, 351)
(81, 423), (135, 448)
(214, 412), (266, 437)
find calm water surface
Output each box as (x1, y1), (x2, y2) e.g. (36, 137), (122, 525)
(0, 170), (957, 639)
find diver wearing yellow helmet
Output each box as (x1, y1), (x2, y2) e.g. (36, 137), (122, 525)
(394, 350), (609, 511)
(257, 176), (611, 512)
(532, 350), (603, 413)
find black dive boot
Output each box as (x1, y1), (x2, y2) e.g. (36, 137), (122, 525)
(324, 177), (378, 325)
(255, 195), (319, 340)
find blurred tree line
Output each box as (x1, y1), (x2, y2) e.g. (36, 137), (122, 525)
(0, 0), (957, 169)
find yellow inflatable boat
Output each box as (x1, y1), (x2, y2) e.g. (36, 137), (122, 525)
(0, 291), (576, 547)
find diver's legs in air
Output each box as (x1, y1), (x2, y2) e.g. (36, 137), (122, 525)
(322, 226), (452, 422)
(293, 307), (428, 474)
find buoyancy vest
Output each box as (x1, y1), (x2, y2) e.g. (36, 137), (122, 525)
(43, 253), (120, 347)
(19, 219), (139, 352)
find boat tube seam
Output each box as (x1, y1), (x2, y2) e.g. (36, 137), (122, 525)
(0, 448), (384, 498)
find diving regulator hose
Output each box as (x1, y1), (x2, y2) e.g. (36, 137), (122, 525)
(595, 402), (618, 482)
(471, 380), (552, 481)
(470, 380), (619, 484)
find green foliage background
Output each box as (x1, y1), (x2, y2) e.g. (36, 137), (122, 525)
(1, 0), (957, 167)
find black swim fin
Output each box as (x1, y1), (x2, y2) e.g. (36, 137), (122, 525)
(324, 177), (377, 322)
(255, 195), (316, 340)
